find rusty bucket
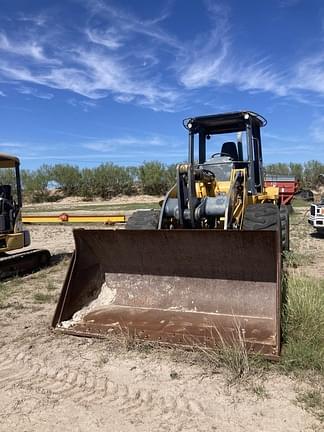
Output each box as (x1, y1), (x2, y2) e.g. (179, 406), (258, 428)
(52, 229), (281, 359)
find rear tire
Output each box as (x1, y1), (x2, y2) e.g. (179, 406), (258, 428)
(126, 210), (160, 230)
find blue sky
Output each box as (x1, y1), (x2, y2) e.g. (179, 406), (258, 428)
(0, 0), (323, 170)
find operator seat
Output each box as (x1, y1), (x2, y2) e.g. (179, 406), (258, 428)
(221, 142), (239, 161)
(0, 185), (12, 201)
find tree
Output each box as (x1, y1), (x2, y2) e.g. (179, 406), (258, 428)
(138, 161), (171, 195)
(21, 165), (51, 202)
(49, 164), (82, 196)
(303, 160), (324, 189)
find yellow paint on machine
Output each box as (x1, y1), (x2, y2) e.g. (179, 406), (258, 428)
(22, 214), (126, 224)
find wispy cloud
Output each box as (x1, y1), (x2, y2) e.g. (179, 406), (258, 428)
(263, 132), (302, 143)
(83, 134), (182, 154)
(309, 115), (324, 143)
(17, 86), (53, 99)
(0, 0), (323, 113)
(0, 141), (25, 148)
(16, 12), (47, 27)
(0, 32), (53, 63)
(292, 54), (324, 97)
(0, 9), (182, 112)
(176, 2), (287, 97)
(68, 98), (97, 111)
(0, 90), (5, 97)
(85, 28), (124, 50)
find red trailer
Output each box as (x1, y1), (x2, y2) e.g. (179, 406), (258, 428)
(264, 175), (300, 205)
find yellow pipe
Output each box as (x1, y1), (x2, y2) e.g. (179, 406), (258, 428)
(22, 214), (126, 224)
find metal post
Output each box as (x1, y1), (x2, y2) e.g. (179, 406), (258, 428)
(188, 131), (194, 164)
(15, 163), (22, 208)
(246, 122), (256, 194)
(199, 132), (206, 164)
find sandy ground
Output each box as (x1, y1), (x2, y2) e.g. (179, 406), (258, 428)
(23, 194), (162, 210)
(0, 207), (322, 431)
(290, 207), (324, 279)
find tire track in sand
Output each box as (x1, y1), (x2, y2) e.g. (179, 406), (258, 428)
(0, 343), (209, 430)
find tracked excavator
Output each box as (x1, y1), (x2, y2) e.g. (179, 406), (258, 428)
(0, 153), (50, 279)
(53, 111), (288, 359)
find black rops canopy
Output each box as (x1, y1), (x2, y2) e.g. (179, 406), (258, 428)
(184, 111), (267, 135)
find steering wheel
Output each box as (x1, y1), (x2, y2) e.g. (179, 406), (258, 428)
(211, 152), (232, 159)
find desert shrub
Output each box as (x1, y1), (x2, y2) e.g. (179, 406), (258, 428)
(138, 161), (174, 195)
(0, 168), (18, 197)
(21, 165), (52, 203)
(49, 164), (82, 196)
(79, 164), (135, 199)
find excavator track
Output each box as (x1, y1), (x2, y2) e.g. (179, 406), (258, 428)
(0, 249), (51, 280)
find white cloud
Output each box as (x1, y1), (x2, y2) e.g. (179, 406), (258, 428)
(176, 2), (288, 97)
(82, 134), (183, 156)
(17, 86), (53, 99)
(83, 136), (166, 152)
(68, 98), (97, 111)
(0, 32), (53, 63)
(86, 28), (124, 50)
(0, 90), (5, 96)
(0, 0), (324, 113)
(87, 1), (181, 50)
(17, 13), (47, 27)
(0, 141), (25, 148)
(309, 116), (324, 143)
(292, 54), (324, 96)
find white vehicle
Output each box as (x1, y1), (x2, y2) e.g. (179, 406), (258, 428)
(309, 200), (324, 234)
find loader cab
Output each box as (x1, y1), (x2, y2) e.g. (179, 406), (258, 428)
(0, 154), (22, 233)
(184, 111), (267, 194)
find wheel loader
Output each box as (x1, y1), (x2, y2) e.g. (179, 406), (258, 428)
(0, 153), (50, 279)
(53, 111), (288, 359)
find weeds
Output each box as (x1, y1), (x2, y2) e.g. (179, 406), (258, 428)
(196, 321), (259, 383)
(283, 250), (312, 268)
(250, 383), (269, 399)
(296, 388), (324, 422)
(46, 280), (57, 291)
(281, 276), (324, 373)
(33, 292), (54, 303)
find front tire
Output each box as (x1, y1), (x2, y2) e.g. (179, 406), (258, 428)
(242, 203), (279, 231)
(125, 210), (160, 230)
(280, 206), (290, 251)
(242, 203), (287, 251)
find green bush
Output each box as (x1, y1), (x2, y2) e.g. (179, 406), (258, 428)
(79, 164), (135, 199)
(49, 164), (81, 196)
(21, 165), (52, 203)
(138, 161), (175, 195)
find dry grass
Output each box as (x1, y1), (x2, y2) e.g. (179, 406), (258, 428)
(281, 276), (324, 373)
(33, 292), (56, 303)
(194, 320), (266, 383)
(283, 250), (313, 268)
(296, 388), (324, 423)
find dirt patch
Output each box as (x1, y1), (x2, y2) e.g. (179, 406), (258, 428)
(290, 207), (324, 278)
(0, 210), (323, 431)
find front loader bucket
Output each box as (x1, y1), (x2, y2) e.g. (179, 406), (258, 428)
(52, 229), (281, 359)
